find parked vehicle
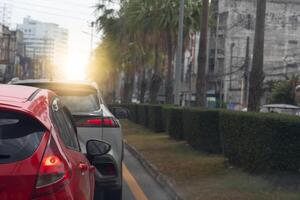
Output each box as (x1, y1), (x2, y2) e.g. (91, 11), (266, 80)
(260, 104), (300, 116)
(10, 80), (124, 200)
(0, 84), (111, 199)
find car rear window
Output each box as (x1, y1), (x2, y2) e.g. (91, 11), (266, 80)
(0, 110), (45, 164)
(12, 83), (101, 113)
(58, 94), (100, 113)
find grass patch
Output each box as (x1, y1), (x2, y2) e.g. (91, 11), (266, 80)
(122, 120), (300, 200)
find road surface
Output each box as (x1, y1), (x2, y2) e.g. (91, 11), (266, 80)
(122, 148), (172, 200)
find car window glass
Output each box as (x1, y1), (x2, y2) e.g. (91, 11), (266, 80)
(59, 94), (100, 113)
(61, 107), (80, 150)
(0, 110), (45, 164)
(53, 109), (80, 151)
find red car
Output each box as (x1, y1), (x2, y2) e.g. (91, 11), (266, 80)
(0, 84), (110, 200)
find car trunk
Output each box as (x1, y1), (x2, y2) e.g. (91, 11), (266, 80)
(0, 109), (49, 199)
(0, 140), (47, 199)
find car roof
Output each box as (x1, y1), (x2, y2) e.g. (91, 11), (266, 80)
(10, 79), (97, 88)
(0, 84), (54, 130)
(10, 79), (103, 104)
(262, 104), (300, 109)
(0, 84), (39, 103)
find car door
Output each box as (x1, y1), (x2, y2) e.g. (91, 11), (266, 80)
(51, 99), (94, 200)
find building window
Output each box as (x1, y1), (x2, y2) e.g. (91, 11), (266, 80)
(288, 40), (298, 45)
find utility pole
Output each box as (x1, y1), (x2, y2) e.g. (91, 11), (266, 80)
(6, 33), (11, 79)
(242, 14), (251, 108)
(174, 0), (185, 105)
(196, 0), (209, 107)
(90, 22), (95, 53)
(242, 37), (250, 107)
(248, 0), (267, 111)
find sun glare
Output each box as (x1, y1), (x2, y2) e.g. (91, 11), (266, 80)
(65, 54), (87, 81)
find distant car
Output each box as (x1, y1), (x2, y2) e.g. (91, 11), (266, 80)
(10, 80), (124, 200)
(260, 104), (300, 116)
(0, 84), (111, 199)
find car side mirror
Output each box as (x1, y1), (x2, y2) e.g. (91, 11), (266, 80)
(86, 140), (111, 157)
(111, 107), (130, 119)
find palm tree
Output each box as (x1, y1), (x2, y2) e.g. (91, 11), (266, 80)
(196, 0), (209, 107)
(94, 0), (201, 104)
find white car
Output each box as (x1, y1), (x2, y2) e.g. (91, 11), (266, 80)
(10, 80), (124, 200)
(260, 104), (300, 116)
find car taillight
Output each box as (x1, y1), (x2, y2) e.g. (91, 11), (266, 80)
(32, 136), (71, 198)
(78, 117), (119, 128)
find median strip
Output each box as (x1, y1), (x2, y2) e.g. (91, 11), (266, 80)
(122, 119), (300, 200)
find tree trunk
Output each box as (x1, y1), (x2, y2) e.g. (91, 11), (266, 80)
(150, 43), (162, 103)
(196, 0), (209, 107)
(122, 67), (134, 103)
(139, 68), (147, 103)
(165, 30), (174, 104)
(248, 0), (267, 112)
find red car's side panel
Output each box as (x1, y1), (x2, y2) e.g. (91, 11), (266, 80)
(0, 133), (49, 200)
(52, 129), (95, 200)
(64, 148), (95, 200)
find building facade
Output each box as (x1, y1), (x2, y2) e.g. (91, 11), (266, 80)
(0, 0), (12, 27)
(213, 0), (300, 109)
(17, 17), (68, 78)
(0, 24), (26, 82)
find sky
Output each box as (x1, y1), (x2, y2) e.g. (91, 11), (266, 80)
(7, 0), (101, 80)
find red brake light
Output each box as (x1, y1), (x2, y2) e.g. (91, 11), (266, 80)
(78, 117), (119, 128)
(84, 119), (101, 125)
(44, 155), (62, 167)
(103, 118), (113, 126)
(32, 136), (71, 198)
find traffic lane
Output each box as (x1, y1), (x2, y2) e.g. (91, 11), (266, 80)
(122, 148), (172, 200)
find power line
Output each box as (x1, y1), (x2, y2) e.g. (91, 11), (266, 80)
(10, 1), (92, 16)
(15, 0), (94, 9)
(13, 5), (91, 21)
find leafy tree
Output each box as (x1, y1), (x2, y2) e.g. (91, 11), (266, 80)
(92, 0), (201, 104)
(269, 76), (299, 105)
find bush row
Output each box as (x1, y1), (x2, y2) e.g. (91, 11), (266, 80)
(220, 111), (300, 172)
(109, 104), (300, 173)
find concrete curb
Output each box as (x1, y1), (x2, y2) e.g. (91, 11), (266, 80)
(124, 141), (184, 200)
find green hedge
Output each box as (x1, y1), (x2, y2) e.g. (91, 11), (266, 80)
(109, 103), (300, 173)
(183, 109), (222, 153)
(137, 104), (149, 127)
(165, 107), (184, 140)
(127, 104), (138, 123)
(147, 105), (165, 132)
(220, 111), (300, 172)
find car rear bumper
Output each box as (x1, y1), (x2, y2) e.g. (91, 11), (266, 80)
(92, 154), (122, 190)
(95, 175), (122, 190)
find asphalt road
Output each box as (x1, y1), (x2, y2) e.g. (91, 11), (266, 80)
(122, 148), (172, 200)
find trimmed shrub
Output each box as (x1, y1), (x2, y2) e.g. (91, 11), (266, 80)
(127, 104), (138, 122)
(166, 107), (184, 140)
(137, 104), (149, 127)
(147, 105), (164, 132)
(162, 105), (178, 131)
(219, 111), (300, 172)
(183, 109), (222, 153)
